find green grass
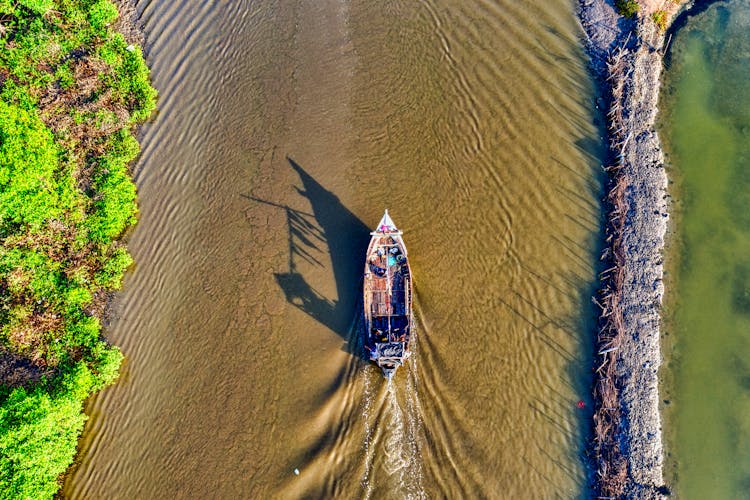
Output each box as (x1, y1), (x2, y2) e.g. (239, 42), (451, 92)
(0, 1), (155, 497)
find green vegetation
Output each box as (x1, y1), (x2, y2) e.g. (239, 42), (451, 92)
(652, 10), (668, 32)
(615, 0), (640, 18)
(0, 0), (155, 498)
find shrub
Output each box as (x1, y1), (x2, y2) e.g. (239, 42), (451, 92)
(108, 128), (141, 162)
(652, 10), (668, 32)
(90, 346), (123, 390)
(615, 0), (640, 18)
(88, 0), (119, 32)
(0, 249), (62, 302)
(84, 156), (138, 243)
(64, 286), (93, 310)
(0, 102), (61, 231)
(17, 0), (53, 15)
(61, 315), (100, 351)
(54, 61), (76, 90)
(95, 246), (133, 290)
(0, 80), (37, 110)
(0, 364), (95, 499)
(99, 34), (157, 121)
(0, 0), (13, 15)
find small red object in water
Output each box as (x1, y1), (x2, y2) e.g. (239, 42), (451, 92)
(577, 400), (586, 409)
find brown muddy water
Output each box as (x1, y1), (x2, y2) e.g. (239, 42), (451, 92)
(63, 0), (603, 497)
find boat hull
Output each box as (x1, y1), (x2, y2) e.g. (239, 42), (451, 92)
(363, 210), (413, 379)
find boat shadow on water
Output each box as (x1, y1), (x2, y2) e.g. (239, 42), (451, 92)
(245, 157), (370, 357)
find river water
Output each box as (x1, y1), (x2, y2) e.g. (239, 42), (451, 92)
(63, 0), (602, 497)
(661, 1), (750, 497)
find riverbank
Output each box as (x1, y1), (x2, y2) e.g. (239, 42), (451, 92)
(0, 1), (154, 497)
(578, 0), (686, 497)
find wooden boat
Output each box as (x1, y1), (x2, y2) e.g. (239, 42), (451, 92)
(363, 210), (413, 379)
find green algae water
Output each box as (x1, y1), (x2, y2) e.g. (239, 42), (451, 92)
(662, 2), (750, 497)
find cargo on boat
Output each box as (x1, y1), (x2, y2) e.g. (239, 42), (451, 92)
(363, 210), (414, 379)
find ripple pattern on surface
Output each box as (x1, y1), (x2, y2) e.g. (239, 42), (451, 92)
(64, 0), (602, 497)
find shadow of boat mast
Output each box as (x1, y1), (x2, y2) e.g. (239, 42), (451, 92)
(246, 157), (370, 355)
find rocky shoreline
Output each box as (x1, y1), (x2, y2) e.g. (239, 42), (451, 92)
(577, 1), (683, 497)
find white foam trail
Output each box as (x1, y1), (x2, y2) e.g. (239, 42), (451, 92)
(359, 362), (425, 499)
(383, 382), (410, 477)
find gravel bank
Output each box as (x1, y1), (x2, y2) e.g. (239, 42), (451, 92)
(577, 1), (676, 498)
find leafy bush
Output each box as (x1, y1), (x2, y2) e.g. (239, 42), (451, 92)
(0, 0), (13, 15)
(0, 364), (96, 499)
(99, 34), (157, 122)
(84, 156), (138, 243)
(652, 10), (667, 32)
(0, 248), (62, 302)
(17, 0), (54, 15)
(0, 102), (60, 231)
(95, 246), (134, 289)
(615, 0), (640, 18)
(90, 345), (123, 390)
(88, 0), (119, 32)
(0, 352), (124, 498)
(54, 62), (76, 90)
(60, 315), (100, 352)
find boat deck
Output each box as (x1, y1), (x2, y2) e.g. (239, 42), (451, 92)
(365, 235), (409, 318)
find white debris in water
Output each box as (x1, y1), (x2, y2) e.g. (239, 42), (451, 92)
(294, 468), (299, 476)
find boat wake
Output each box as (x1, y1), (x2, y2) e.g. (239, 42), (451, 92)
(360, 362), (426, 499)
